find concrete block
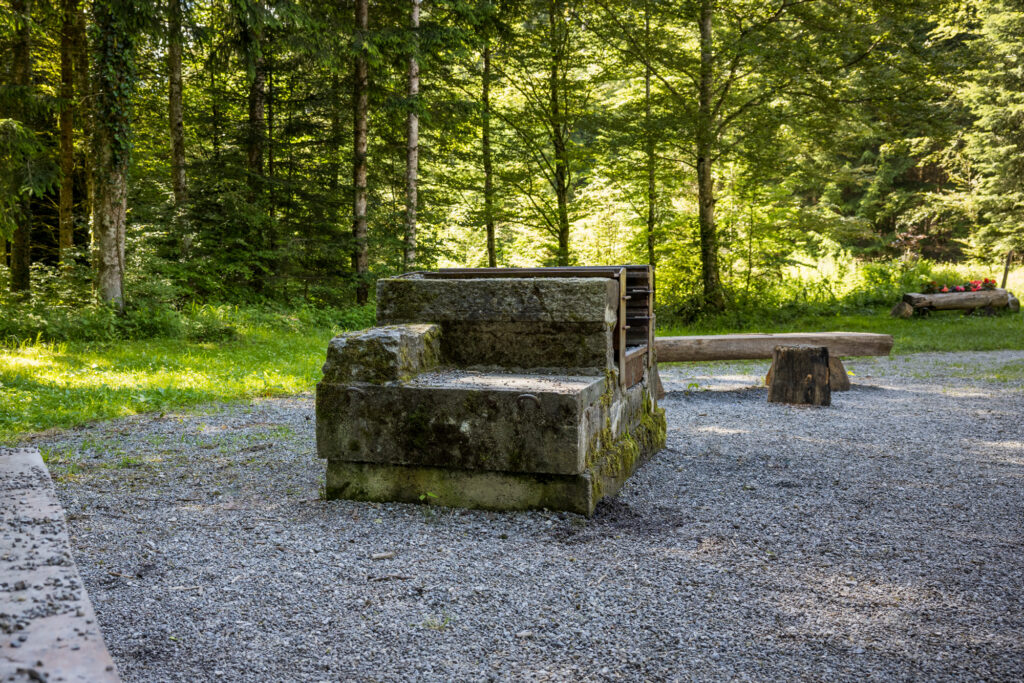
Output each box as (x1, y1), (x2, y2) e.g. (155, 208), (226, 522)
(376, 276), (619, 325)
(317, 372), (605, 475)
(323, 391), (665, 516)
(375, 277), (618, 371)
(321, 323), (441, 384)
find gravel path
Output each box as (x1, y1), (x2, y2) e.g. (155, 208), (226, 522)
(24, 351), (1024, 681)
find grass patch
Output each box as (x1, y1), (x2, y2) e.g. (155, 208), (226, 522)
(0, 306), (372, 444)
(658, 308), (1024, 354)
(3, 295), (1021, 444)
(948, 360), (1024, 383)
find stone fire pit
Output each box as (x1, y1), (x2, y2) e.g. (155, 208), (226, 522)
(315, 267), (666, 515)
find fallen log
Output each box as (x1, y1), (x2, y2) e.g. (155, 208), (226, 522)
(891, 288), (1010, 318)
(654, 332), (893, 363)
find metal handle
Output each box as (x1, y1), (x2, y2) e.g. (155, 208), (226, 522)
(516, 393), (541, 408)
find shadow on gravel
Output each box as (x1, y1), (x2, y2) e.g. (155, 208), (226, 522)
(548, 498), (692, 544)
(663, 388), (766, 401)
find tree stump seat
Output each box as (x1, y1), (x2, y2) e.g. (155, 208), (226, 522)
(766, 345), (831, 406)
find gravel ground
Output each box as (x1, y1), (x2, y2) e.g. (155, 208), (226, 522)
(23, 351), (1024, 681)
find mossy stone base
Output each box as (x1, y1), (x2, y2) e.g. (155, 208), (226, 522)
(317, 373), (605, 476)
(325, 407), (664, 516)
(322, 377), (667, 516)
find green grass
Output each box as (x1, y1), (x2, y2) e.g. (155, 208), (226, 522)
(3, 298), (1022, 444)
(0, 316), (345, 444)
(657, 307), (1024, 354)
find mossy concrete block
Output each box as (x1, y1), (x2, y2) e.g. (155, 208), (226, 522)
(318, 369), (667, 515)
(439, 321), (614, 372)
(321, 323), (441, 384)
(376, 277), (619, 325)
(323, 390), (665, 516)
(376, 277), (618, 371)
(326, 461), (595, 514)
(317, 372), (606, 475)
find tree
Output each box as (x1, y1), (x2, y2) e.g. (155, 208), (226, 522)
(482, 25), (496, 266)
(91, 0), (140, 310)
(352, 0), (369, 304)
(589, 0), (949, 311)
(59, 0), (76, 263)
(962, 0), (1024, 255)
(168, 0), (187, 208)
(643, 0), (655, 267)
(403, 0), (421, 271)
(498, 0), (594, 266)
(9, 0), (32, 295)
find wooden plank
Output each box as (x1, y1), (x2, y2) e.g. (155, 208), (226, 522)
(902, 288), (1009, 311)
(623, 346), (647, 388)
(617, 268), (627, 388)
(0, 447), (120, 682)
(655, 332), (893, 362)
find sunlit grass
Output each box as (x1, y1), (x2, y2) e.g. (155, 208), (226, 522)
(0, 327), (332, 444)
(3, 292), (1022, 443)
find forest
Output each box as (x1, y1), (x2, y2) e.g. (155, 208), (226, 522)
(1, 0), (1023, 334)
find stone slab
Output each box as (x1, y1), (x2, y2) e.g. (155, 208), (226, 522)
(325, 400), (665, 516)
(322, 323), (441, 384)
(377, 276), (620, 325)
(317, 372), (606, 475)
(0, 448), (120, 683)
(438, 321), (614, 373)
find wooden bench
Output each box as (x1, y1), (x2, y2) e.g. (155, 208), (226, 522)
(654, 332), (894, 391)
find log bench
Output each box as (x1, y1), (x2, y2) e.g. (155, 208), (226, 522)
(654, 332), (894, 391)
(890, 288), (1020, 318)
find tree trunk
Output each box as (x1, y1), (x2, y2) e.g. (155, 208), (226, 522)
(92, 0), (134, 311)
(94, 126), (128, 310)
(482, 36), (496, 268)
(328, 74), (342, 226)
(403, 0), (420, 272)
(59, 0), (76, 263)
(210, 70), (220, 160)
(246, 53), (266, 187)
(644, 0), (655, 267)
(267, 60), (275, 220)
(696, 0), (724, 311)
(352, 0), (370, 305)
(241, 7), (266, 291)
(72, 2), (96, 267)
(10, 0), (32, 295)
(168, 0), (187, 207)
(549, 0), (570, 267)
